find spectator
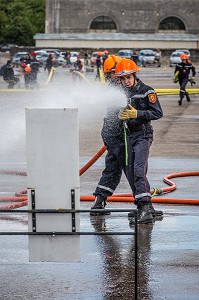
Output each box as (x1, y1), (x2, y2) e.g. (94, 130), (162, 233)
(131, 50), (139, 65)
(1, 60), (19, 88)
(155, 49), (161, 67)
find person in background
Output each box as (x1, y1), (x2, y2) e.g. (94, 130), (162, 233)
(19, 57), (31, 88)
(45, 53), (55, 75)
(30, 52), (40, 88)
(131, 50), (139, 65)
(23, 64), (32, 89)
(96, 51), (102, 81)
(65, 51), (71, 67)
(155, 49), (161, 67)
(19, 57), (26, 70)
(24, 53), (32, 65)
(102, 50), (109, 66)
(174, 53), (196, 106)
(1, 60), (19, 88)
(74, 55), (83, 72)
(103, 55), (121, 85)
(84, 51), (89, 66)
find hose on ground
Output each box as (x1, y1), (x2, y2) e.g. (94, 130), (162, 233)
(46, 67), (55, 84)
(0, 146), (199, 209)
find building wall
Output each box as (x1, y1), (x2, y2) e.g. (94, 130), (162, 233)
(35, 34), (199, 50)
(45, 0), (199, 34)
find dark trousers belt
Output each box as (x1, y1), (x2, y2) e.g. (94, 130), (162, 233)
(127, 123), (151, 133)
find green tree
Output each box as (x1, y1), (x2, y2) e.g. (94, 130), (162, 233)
(0, 0), (45, 45)
(0, 10), (8, 43)
(4, 16), (35, 46)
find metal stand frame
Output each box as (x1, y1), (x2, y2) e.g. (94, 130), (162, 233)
(0, 189), (139, 299)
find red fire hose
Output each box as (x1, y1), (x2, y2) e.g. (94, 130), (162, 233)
(0, 146), (199, 209)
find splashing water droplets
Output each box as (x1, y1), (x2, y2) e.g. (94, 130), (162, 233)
(0, 78), (127, 163)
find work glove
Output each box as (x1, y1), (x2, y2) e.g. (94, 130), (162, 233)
(191, 80), (196, 86)
(173, 71), (179, 83)
(119, 104), (137, 120)
(190, 77), (196, 86)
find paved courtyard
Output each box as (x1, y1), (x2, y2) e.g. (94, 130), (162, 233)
(0, 60), (198, 299)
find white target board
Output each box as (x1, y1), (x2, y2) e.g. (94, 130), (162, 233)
(26, 108), (80, 262)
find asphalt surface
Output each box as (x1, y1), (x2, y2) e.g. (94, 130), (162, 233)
(0, 56), (199, 300)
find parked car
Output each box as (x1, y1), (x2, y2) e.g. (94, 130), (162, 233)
(37, 53), (50, 66)
(56, 55), (66, 66)
(175, 49), (190, 58)
(12, 52), (28, 67)
(169, 50), (191, 67)
(117, 49), (133, 59)
(0, 43), (18, 52)
(90, 52), (98, 65)
(138, 50), (156, 66)
(59, 51), (66, 58)
(169, 49), (191, 67)
(37, 52), (61, 67)
(169, 51), (182, 67)
(39, 48), (60, 57)
(33, 50), (47, 57)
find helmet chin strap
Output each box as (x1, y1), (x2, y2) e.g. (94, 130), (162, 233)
(132, 73), (138, 89)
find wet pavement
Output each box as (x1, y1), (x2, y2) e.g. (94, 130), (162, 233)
(0, 63), (199, 299)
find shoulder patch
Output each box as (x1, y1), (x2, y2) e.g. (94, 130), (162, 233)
(148, 93), (157, 103)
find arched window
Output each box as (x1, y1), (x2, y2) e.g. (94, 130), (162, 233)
(90, 16), (117, 31)
(159, 17), (185, 31)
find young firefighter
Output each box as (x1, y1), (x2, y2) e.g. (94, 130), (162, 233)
(95, 51), (102, 81)
(74, 55), (83, 72)
(115, 58), (163, 224)
(174, 53), (196, 106)
(91, 57), (163, 223)
(90, 55), (124, 215)
(45, 53), (55, 75)
(30, 52), (40, 88)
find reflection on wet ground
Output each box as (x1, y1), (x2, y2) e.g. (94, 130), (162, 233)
(0, 202), (199, 300)
(90, 215), (136, 300)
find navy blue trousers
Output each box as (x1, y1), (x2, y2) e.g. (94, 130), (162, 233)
(126, 130), (153, 205)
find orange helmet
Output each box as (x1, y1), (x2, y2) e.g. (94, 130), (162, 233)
(115, 58), (139, 77)
(104, 50), (109, 55)
(103, 55), (122, 73)
(24, 65), (31, 73)
(97, 51), (102, 56)
(180, 53), (188, 60)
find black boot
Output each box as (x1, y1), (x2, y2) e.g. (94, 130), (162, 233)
(128, 202), (163, 218)
(149, 203), (163, 217)
(186, 93), (190, 102)
(178, 99), (182, 106)
(128, 209), (138, 218)
(129, 204), (153, 225)
(90, 195), (110, 216)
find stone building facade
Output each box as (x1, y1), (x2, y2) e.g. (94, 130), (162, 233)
(34, 0), (199, 49)
(45, 0), (199, 34)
